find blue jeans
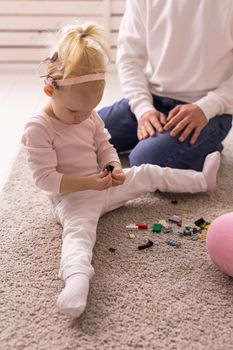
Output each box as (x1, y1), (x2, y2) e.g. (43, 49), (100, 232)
(98, 96), (232, 171)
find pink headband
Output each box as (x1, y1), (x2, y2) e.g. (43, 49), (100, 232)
(45, 73), (105, 87)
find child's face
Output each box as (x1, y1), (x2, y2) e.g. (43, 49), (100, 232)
(51, 82), (105, 124)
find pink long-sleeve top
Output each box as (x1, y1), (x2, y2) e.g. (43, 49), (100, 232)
(21, 111), (120, 195)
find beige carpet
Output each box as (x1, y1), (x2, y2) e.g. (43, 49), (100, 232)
(1, 129), (233, 350)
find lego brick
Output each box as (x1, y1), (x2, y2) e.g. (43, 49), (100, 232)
(168, 215), (182, 224)
(138, 239), (154, 250)
(152, 223), (162, 233)
(165, 238), (181, 248)
(194, 217), (206, 227)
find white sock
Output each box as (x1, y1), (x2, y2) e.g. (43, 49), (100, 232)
(202, 151), (221, 191)
(57, 273), (90, 318)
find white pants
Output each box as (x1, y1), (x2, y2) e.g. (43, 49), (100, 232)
(50, 164), (207, 280)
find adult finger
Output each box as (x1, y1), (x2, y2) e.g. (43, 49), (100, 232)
(159, 113), (167, 125)
(149, 116), (163, 132)
(167, 105), (181, 121)
(178, 123), (195, 142)
(190, 127), (202, 144)
(165, 112), (185, 131)
(137, 125), (149, 140)
(143, 120), (157, 136)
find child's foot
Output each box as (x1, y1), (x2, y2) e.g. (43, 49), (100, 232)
(203, 151), (221, 191)
(57, 273), (89, 318)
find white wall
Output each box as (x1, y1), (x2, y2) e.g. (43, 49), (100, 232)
(0, 0), (125, 64)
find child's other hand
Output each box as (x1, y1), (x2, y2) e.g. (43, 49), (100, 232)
(104, 162), (125, 187)
(86, 171), (112, 191)
(111, 167), (126, 187)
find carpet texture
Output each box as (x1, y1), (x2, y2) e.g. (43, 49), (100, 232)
(1, 129), (233, 350)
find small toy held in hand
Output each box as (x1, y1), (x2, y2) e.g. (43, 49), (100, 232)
(105, 164), (114, 173)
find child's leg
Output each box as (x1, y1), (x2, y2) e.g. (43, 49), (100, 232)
(57, 273), (89, 319)
(102, 151), (220, 214)
(51, 191), (104, 318)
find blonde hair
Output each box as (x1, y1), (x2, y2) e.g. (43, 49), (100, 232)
(44, 22), (111, 82)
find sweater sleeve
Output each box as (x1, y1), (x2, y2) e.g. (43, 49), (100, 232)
(93, 112), (120, 169)
(117, 0), (154, 120)
(194, 72), (233, 120)
(21, 120), (63, 194)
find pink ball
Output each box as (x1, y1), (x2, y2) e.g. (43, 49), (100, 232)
(206, 212), (233, 277)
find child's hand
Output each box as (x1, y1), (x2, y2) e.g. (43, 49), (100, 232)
(85, 171), (112, 191)
(111, 168), (126, 187)
(106, 162), (126, 187)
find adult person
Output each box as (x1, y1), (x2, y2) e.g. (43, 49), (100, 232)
(98, 0), (233, 170)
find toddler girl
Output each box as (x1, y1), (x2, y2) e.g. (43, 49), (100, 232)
(21, 22), (220, 318)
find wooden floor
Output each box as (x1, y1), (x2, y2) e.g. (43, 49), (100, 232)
(0, 65), (122, 192)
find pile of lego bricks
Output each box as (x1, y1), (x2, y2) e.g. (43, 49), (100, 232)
(125, 216), (210, 250)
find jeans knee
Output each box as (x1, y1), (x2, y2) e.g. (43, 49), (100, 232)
(129, 146), (163, 167)
(129, 148), (143, 166)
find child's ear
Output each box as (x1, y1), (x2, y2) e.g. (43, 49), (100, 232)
(44, 85), (54, 96)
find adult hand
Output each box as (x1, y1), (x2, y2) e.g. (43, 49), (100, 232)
(164, 104), (208, 144)
(137, 109), (166, 140)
